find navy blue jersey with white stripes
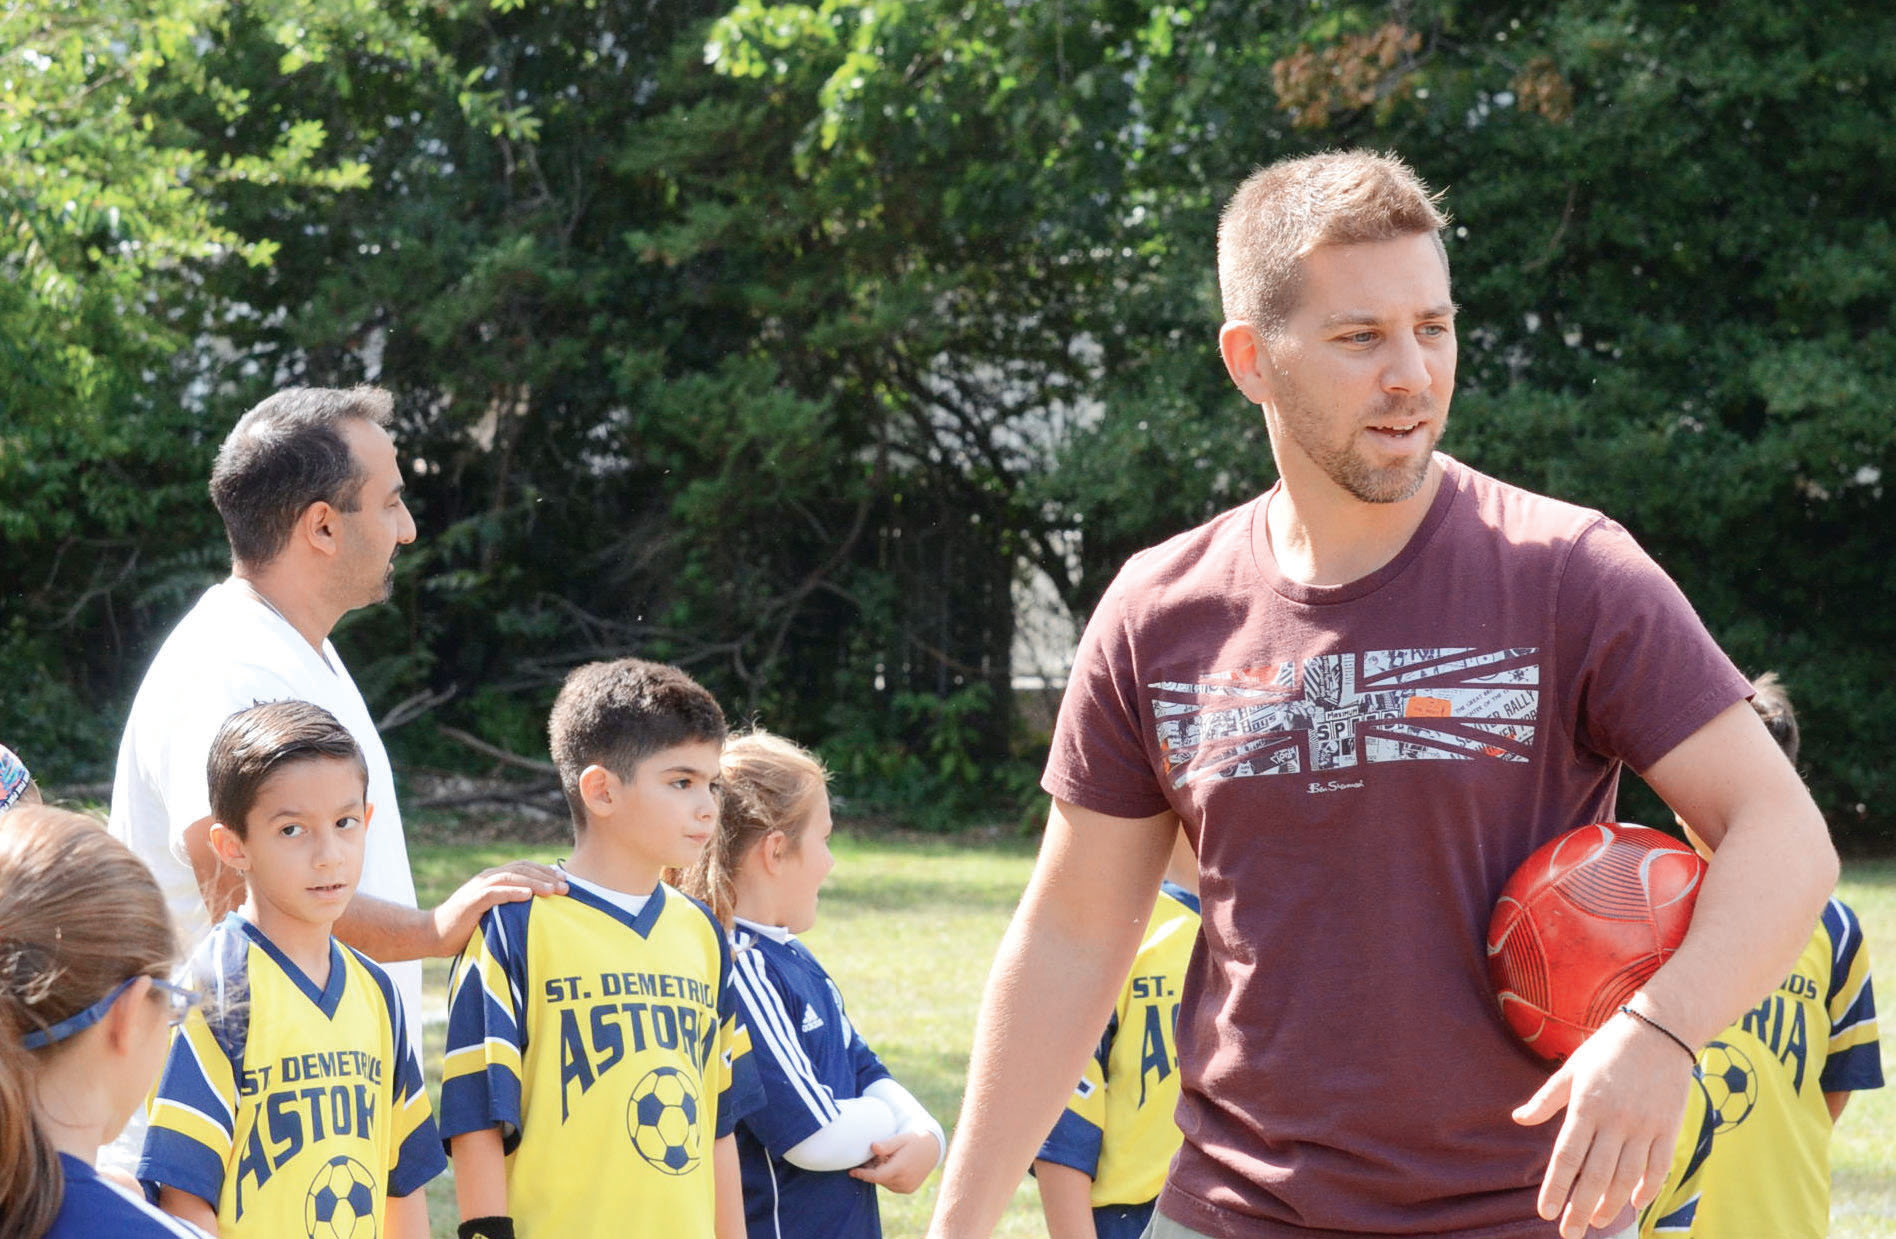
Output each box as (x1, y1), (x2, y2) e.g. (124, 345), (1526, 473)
(730, 923), (892, 1239)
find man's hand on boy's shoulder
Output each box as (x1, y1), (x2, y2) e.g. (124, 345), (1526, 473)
(429, 862), (570, 956)
(850, 1131), (941, 1194)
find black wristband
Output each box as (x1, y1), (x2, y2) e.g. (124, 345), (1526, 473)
(1617, 1004), (1697, 1064)
(459, 1218), (515, 1239)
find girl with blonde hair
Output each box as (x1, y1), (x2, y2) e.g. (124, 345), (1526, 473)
(679, 730), (944, 1238)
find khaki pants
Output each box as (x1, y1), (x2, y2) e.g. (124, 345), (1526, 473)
(1142, 1210), (1639, 1239)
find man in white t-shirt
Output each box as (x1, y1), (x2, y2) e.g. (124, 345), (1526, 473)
(108, 385), (566, 1027)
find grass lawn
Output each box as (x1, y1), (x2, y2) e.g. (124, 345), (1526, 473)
(409, 834), (1896, 1238)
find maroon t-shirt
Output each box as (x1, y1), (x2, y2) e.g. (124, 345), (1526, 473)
(1043, 456), (1749, 1238)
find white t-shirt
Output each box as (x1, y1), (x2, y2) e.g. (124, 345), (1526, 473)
(107, 579), (423, 1025)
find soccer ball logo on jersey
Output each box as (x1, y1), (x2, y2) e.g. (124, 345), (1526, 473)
(1699, 1040), (1761, 1133)
(305, 1154), (379, 1239)
(626, 1065), (703, 1175)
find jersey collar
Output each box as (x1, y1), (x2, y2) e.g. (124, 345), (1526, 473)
(229, 914), (348, 1019)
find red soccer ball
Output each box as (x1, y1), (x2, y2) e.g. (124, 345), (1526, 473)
(1487, 822), (1706, 1063)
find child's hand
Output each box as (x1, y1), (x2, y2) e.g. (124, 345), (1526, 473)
(849, 1130), (940, 1194)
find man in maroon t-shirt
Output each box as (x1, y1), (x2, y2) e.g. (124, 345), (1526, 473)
(926, 152), (1837, 1239)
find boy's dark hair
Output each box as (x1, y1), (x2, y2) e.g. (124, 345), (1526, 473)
(207, 700), (368, 838)
(547, 659), (727, 829)
(209, 386), (394, 569)
(1749, 671), (1800, 765)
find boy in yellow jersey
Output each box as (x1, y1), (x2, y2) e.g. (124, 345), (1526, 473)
(1034, 831), (1201, 1239)
(139, 700), (444, 1238)
(442, 658), (764, 1239)
(1652, 672), (1883, 1237)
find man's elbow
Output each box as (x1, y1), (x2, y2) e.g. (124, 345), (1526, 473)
(1777, 799), (1840, 909)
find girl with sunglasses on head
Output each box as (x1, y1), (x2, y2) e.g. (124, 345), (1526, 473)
(0, 804), (204, 1239)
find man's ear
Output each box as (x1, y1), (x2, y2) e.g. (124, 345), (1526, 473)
(578, 765), (619, 820)
(1218, 321), (1276, 405)
(300, 500), (341, 561)
(209, 822), (251, 872)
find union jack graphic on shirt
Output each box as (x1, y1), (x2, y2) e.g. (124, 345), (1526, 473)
(1151, 647), (1540, 789)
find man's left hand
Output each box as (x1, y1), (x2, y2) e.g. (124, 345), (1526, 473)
(429, 862), (568, 956)
(1513, 1008), (1695, 1239)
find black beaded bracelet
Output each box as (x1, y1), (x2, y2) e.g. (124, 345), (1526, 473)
(1618, 1004), (1697, 1064)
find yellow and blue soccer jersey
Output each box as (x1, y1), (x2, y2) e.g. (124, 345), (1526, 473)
(137, 914), (444, 1238)
(440, 880), (764, 1238)
(1656, 896), (1882, 1238)
(1037, 881), (1201, 1239)
(729, 922), (892, 1239)
(1639, 1073), (1717, 1236)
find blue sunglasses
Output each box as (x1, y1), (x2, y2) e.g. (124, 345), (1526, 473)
(21, 975), (201, 1050)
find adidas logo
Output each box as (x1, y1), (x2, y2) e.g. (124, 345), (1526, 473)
(801, 1007), (826, 1033)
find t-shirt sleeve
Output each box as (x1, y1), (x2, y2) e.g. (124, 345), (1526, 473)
(1820, 899), (1884, 1094)
(715, 934), (766, 1139)
(439, 905), (529, 1150)
(1552, 519), (1751, 774)
(137, 1008), (240, 1207)
(1043, 564), (1174, 820)
(1034, 1014), (1113, 1178)
(364, 960), (448, 1195)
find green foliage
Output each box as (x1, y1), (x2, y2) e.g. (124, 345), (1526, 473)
(821, 685), (1040, 831)
(6, 0), (1896, 842)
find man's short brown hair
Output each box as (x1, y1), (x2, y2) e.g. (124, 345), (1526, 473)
(1218, 150), (1450, 335)
(209, 386), (395, 568)
(547, 659), (728, 829)
(207, 700), (368, 838)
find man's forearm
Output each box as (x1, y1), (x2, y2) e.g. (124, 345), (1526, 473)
(1640, 701), (1840, 1047)
(930, 915), (1130, 1236)
(333, 891), (437, 962)
(1640, 802), (1835, 1046)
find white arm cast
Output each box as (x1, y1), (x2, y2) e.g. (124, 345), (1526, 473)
(865, 1076), (948, 1170)
(781, 1095), (901, 1171)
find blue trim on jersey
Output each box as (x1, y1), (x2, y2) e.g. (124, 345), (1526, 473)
(1823, 898), (1857, 1004)
(1818, 898), (1884, 1094)
(232, 915), (346, 1017)
(1038, 1106), (1106, 1177)
(342, 943), (447, 1195)
(709, 903), (761, 1139)
(1646, 1198), (1697, 1234)
(1158, 881), (1200, 918)
(1822, 1038), (1884, 1093)
(1093, 1199), (1158, 1239)
(563, 878), (668, 938)
(439, 896), (534, 1153)
(137, 1127), (228, 1211)
(49, 1155), (207, 1239)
